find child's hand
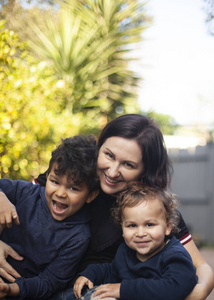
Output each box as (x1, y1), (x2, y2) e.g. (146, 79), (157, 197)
(93, 283), (121, 299)
(73, 276), (94, 299)
(0, 191), (20, 228)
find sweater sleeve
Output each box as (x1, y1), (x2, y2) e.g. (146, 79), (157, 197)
(173, 211), (192, 245)
(15, 237), (90, 299)
(79, 262), (115, 286)
(0, 179), (90, 299)
(0, 178), (23, 205)
(120, 249), (198, 300)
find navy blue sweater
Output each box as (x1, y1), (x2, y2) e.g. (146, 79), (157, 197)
(80, 236), (198, 300)
(0, 179), (91, 299)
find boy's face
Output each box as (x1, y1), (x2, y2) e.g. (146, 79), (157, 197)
(121, 197), (171, 262)
(45, 164), (95, 221)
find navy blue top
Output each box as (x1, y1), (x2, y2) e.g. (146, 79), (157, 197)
(36, 173), (191, 273)
(0, 179), (91, 299)
(80, 236), (198, 300)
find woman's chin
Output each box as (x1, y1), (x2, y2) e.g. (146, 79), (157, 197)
(100, 180), (125, 195)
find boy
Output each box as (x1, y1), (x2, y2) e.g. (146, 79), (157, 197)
(0, 135), (99, 299)
(74, 182), (198, 300)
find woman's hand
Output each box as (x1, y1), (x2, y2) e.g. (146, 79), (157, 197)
(73, 276), (94, 299)
(0, 280), (19, 298)
(185, 282), (207, 300)
(0, 241), (23, 282)
(184, 240), (214, 300)
(93, 283), (121, 299)
(184, 264), (214, 300)
(0, 191), (19, 228)
(0, 281), (10, 299)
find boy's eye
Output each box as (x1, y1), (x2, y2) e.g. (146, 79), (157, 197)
(70, 186), (79, 191)
(51, 179), (59, 185)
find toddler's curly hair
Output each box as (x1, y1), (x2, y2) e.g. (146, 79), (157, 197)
(112, 182), (180, 234)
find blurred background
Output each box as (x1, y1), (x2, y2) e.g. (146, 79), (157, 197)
(0, 1), (214, 295)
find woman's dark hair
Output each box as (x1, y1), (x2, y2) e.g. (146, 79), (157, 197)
(47, 135), (99, 192)
(98, 114), (173, 189)
(112, 182), (180, 233)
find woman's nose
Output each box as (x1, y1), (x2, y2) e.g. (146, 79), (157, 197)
(108, 162), (120, 177)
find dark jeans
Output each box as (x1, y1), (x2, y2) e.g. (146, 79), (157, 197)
(49, 285), (90, 300)
(48, 286), (76, 300)
(77, 286), (117, 300)
(50, 286), (117, 300)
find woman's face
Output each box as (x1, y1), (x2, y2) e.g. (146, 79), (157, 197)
(97, 137), (144, 195)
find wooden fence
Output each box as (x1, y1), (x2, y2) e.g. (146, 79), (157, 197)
(168, 144), (214, 245)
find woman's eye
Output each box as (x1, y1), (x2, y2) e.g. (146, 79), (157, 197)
(106, 152), (113, 159)
(124, 162), (134, 169)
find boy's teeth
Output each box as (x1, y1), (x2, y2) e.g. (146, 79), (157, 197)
(53, 201), (67, 212)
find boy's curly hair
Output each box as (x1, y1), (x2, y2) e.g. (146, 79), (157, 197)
(112, 182), (180, 234)
(47, 135), (99, 192)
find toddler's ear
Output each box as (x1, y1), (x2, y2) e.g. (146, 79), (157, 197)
(165, 221), (172, 236)
(86, 190), (99, 204)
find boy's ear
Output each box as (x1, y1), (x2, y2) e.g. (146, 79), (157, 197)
(86, 190), (99, 204)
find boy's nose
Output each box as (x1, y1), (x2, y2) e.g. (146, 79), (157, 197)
(56, 186), (67, 198)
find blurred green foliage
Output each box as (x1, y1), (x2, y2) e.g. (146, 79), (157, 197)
(145, 111), (178, 135)
(0, 1), (175, 181)
(27, 0), (148, 119)
(0, 0), (149, 180)
(0, 20), (84, 180)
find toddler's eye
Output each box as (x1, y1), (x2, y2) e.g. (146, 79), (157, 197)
(146, 223), (154, 227)
(128, 224), (136, 228)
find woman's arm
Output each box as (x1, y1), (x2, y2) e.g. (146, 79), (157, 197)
(184, 240), (214, 300)
(0, 191), (23, 282)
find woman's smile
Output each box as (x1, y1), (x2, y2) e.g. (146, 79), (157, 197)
(104, 174), (122, 185)
(97, 136), (144, 195)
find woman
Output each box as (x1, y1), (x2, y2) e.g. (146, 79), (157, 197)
(0, 114), (213, 299)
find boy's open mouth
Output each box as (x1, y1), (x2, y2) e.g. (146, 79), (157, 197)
(52, 200), (68, 214)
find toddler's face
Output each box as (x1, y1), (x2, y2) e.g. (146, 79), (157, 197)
(121, 198), (172, 262)
(45, 164), (94, 221)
